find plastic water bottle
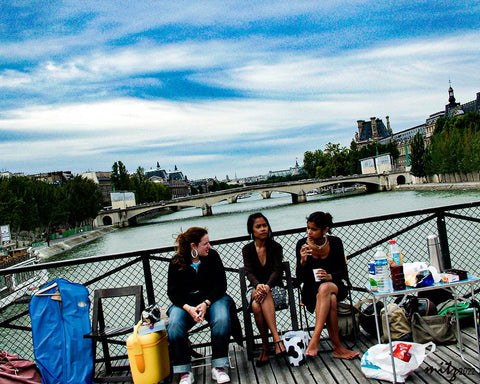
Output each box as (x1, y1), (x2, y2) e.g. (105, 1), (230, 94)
(388, 240), (403, 265)
(374, 247), (392, 293)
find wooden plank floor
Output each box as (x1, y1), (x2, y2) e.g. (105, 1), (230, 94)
(97, 328), (480, 383)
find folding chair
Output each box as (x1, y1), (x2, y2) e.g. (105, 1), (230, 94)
(239, 261), (299, 360)
(84, 285), (145, 382)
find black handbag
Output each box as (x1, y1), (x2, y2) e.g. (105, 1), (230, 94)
(355, 298), (384, 336)
(411, 310), (457, 345)
(400, 295), (437, 319)
(271, 286), (288, 310)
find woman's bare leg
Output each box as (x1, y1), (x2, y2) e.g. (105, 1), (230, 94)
(325, 295), (359, 359)
(306, 283), (337, 357)
(259, 293), (285, 354)
(252, 291), (269, 362)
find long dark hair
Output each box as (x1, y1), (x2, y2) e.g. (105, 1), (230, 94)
(172, 227), (208, 271)
(247, 212), (273, 240)
(307, 211), (333, 233)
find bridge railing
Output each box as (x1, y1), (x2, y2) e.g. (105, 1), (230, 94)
(1, 200), (480, 361)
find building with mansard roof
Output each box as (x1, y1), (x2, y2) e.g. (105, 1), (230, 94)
(354, 116), (393, 148)
(354, 86), (480, 171)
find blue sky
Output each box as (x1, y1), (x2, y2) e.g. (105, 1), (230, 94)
(1, 1), (479, 180)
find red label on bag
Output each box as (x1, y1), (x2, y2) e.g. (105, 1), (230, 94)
(393, 343), (412, 362)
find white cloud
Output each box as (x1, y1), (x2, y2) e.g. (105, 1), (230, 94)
(0, 70), (31, 87)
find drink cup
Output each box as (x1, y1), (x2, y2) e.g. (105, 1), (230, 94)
(313, 268), (324, 282)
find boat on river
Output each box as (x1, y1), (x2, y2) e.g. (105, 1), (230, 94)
(0, 247), (49, 308)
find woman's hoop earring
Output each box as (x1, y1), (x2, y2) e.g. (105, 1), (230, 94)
(250, 233), (254, 240)
(191, 248), (199, 258)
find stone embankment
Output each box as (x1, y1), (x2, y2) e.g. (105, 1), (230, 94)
(35, 226), (117, 259)
(395, 182), (480, 191)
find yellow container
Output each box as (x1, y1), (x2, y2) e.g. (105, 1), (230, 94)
(127, 321), (170, 384)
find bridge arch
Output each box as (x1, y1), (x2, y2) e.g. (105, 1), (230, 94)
(396, 175), (406, 185)
(102, 215), (113, 226)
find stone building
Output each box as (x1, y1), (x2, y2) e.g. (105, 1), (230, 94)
(354, 86), (480, 171)
(81, 171), (113, 207)
(145, 163), (190, 198)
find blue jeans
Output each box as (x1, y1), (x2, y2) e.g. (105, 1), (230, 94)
(167, 294), (232, 373)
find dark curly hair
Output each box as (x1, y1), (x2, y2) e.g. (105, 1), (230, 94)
(172, 227), (208, 271)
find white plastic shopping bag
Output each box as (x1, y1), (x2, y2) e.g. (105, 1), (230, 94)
(281, 330), (310, 366)
(360, 341), (436, 383)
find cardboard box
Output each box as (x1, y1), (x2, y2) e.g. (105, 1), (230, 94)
(439, 273), (460, 283)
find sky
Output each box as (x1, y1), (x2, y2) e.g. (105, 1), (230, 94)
(1, 1), (479, 180)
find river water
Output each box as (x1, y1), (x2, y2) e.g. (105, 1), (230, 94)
(55, 188), (480, 260)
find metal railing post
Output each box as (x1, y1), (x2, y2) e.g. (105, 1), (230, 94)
(436, 211), (452, 270)
(141, 252), (156, 305)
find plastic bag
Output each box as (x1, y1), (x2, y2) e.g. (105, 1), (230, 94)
(282, 330), (310, 366)
(405, 269), (434, 288)
(360, 341), (436, 383)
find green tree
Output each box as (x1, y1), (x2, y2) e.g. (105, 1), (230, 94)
(424, 112), (480, 177)
(409, 132), (426, 178)
(64, 176), (103, 227)
(348, 140), (362, 175)
(303, 149), (327, 178)
(111, 161), (132, 191)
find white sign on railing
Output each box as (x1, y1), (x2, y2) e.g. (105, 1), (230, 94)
(1, 224), (10, 243)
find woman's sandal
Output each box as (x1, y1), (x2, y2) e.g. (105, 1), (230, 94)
(256, 348), (269, 367)
(274, 340), (287, 357)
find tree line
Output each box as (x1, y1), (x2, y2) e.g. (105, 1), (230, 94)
(0, 175), (103, 240)
(409, 111), (480, 178)
(302, 141), (400, 179)
(0, 161), (173, 242)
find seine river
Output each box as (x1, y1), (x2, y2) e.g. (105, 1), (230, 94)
(56, 188), (480, 260)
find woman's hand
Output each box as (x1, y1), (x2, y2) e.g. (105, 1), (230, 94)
(254, 284), (270, 304)
(314, 268), (332, 282)
(184, 304), (205, 323)
(300, 244), (311, 266)
(193, 302), (208, 322)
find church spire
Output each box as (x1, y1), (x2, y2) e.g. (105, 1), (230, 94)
(448, 80), (456, 106)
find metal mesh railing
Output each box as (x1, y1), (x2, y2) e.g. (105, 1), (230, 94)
(1, 200), (480, 362)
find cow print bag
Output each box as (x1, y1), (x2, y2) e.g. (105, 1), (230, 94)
(282, 330), (310, 366)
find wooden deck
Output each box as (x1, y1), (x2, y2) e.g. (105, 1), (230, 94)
(100, 328), (480, 383)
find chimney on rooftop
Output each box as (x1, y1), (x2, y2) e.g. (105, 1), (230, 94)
(357, 120), (364, 140)
(386, 116), (392, 135)
(371, 117), (378, 139)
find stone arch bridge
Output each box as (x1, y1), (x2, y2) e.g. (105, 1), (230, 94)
(95, 172), (410, 227)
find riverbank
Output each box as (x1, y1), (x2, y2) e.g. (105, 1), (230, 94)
(35, 226), (117, 259)
(395, 181), (480, 191)
(32, 182), (480, 259)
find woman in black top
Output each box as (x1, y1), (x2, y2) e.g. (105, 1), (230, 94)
(167, 227), (232, 384)
(242, 213), (286, 366)
(296, 212), (359, 360)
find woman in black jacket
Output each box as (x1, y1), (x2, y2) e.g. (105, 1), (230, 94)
(167, 227), (232, 384)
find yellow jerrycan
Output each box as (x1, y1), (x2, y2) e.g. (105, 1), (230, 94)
(127, 320), (170, 383)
